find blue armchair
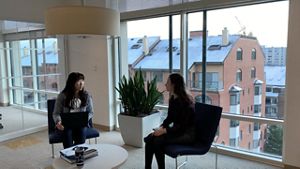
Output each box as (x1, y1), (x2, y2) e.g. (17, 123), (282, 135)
(47, 99), (100, 158)
(164, 102), (222, 169)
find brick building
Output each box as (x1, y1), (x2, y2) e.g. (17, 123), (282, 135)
(128, 28), (266, 151)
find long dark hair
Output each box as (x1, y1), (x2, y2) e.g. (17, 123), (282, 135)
(62, 72), (88, 108)
(169, 73), (193, 105)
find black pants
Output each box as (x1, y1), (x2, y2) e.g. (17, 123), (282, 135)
(144, 130), (195, 169)
(63, 127), (87, 148)
(145, 134), (166, 169)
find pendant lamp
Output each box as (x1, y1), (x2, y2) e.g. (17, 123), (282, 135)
(45, 4), (120, 36)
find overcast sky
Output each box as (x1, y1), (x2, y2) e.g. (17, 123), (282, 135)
(128, 1), (289, 47)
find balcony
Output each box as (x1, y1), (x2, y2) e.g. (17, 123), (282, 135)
(189, 80), (223, 91)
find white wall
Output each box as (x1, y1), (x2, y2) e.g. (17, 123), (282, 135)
(66, 35), (115, 129)
(283, 0), (300, 168)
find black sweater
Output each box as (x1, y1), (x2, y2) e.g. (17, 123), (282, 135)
(161, 97), (195, 136)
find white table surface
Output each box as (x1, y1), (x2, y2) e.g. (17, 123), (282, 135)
(52, 144), (128, 169)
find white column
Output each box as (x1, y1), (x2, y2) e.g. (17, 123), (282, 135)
(30, 40), (38, 109)
(0, 42), (9, 106)
(180, 12), (188, 81)
(11, 41), (23, 105)
(66, 35), (115, 130)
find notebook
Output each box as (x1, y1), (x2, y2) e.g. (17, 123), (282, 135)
(61, 112), (88, 128)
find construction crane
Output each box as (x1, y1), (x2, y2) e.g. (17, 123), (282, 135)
(235, 16), (246, 35)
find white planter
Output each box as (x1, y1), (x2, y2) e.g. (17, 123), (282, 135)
(118, 112), (161, 148)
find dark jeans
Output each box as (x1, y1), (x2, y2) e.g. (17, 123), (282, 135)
(63, 127), (87, 148)
(145, 134), (166, 169)
(144, 129), (195, 169)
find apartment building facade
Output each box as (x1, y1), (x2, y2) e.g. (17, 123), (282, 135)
(262, 46), (286, 66)
(128, 28), (266, 152)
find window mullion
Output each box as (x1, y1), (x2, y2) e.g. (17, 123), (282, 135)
(201, 10), (207, 103)
(31, 39), (39, 109)
(180, 12), (188, 81)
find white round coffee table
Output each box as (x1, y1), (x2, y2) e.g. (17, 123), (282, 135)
(52, 144), (128, 169)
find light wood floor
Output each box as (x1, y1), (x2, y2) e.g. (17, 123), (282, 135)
(0, 106), (47, 136)
(0, 130), (282, 169)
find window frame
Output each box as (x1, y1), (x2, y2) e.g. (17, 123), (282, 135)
(237, 48), (243, 60)
(120, 1), (287, 164)
(5, 37), (61, 111)
(252, 48), (257, 60)
(236, 69), (242, 83)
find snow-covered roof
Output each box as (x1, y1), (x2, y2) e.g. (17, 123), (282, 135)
(229, 85), (243, 92)
(21, 38), (58, 66)
(129, 35), (240, 70)
(128, 36), (160, 65)
(264, 66), (286, 86)
(254, 79), (264, 85)
(22, 51), (58, 66)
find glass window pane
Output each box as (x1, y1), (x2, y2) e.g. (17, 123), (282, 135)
(237, 48), (243, 60)
(127, 16), (178, 106)
(186, 12), (207, 104)
(252, 48), (256, 60)
(20, 40), (32, 76)
(37, 39), (44, 75)
(23, 76), (33, 89)
(0, 21), (63, 139)
(45, 38), (59, 74)
(216, 118), (283, 157)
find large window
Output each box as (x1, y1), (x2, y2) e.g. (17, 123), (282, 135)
(193, 72), (219, 90)
(122, 0), (288, 161)
(6, 38), (60, 110)
(0, 21), (63, 139)
(127, 15), (181, 106)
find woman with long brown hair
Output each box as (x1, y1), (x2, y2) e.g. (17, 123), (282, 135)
(144, 73), (195, 169)
(53, 72), (94, 148)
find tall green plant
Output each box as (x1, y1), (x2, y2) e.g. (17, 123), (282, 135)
(116, 70), (162, 116)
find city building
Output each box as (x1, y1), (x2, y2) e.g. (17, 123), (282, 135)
(128, 28), (266, 152)
(262, 47), (287, 66)
(264, 66), (286, 119)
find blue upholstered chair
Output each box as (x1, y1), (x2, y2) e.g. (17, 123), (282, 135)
(164, 102), (222, 169)
(47, 99), (100, 158)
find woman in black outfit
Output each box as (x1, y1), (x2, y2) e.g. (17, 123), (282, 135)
(144, 73), (195, 169)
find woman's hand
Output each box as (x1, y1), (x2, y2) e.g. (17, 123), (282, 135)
(56, 121), (64, 130)
(153, 127), (167, 136)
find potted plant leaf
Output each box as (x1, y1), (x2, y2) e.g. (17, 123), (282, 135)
(116, 69), (162, 147)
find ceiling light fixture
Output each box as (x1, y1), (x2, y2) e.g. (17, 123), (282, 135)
(45, 0), (120, 36)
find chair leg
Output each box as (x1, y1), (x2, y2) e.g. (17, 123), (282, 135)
(214, 144), (218, 169)
(95, 138), (97, 144)
(51, 144), (54, 158)
(175, 156), (188, 169)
